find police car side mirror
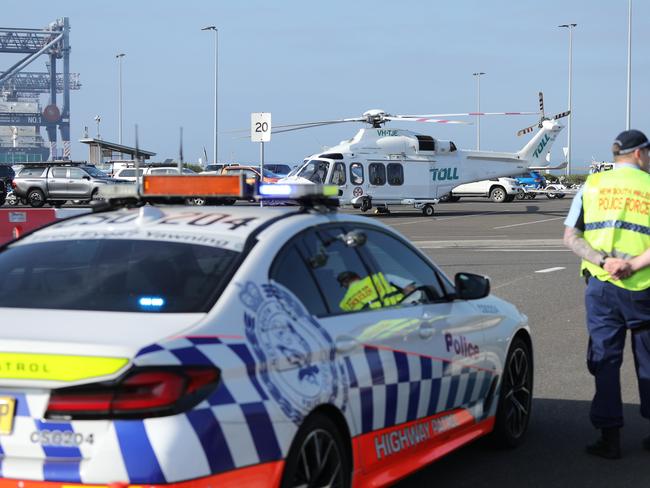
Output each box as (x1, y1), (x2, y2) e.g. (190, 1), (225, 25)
(454, 272), (490, 300)
(339, 230), (366, 248)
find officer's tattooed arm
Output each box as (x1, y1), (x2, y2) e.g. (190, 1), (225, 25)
(563, 226), (605, 265)
(564, 226), (632, 279)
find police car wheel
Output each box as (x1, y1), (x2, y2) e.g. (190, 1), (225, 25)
(492, 337), (533, 448)
(281, 413), (351, 488)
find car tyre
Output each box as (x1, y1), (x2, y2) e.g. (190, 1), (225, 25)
(492, 336), (533, 448)
(27, 189), (45, 208)
(489, 186), (507, 203)
(281, 413), (351, 488)
(515, 190), (526, 200)
(186, 197), (206, 206)
(422, 204), (435, 216)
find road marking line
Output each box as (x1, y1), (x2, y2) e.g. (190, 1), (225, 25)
(477, 249), (569, 252)
(534, 267), (566, 273)
(390, 220), (425, 226)
(493, 217), (565, 229)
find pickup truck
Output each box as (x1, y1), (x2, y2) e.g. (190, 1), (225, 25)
(12, 164), (123, 207)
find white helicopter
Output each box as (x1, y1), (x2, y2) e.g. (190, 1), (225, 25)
(278, 93), (569, 215)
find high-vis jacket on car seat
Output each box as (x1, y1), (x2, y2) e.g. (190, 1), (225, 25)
(581, 167), (650, 291)
(339, 272), (404, 311)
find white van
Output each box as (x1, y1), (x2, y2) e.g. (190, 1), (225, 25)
(444, 177), (522, 203)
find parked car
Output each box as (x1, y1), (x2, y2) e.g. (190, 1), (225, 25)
(442, 177), (522, 203)
(12, 164), (125, 207)
(113, 166), (196, 182)
(0, 179), (5, 206)
(263, 163), (292, 176)
(220, 165), (280, 184)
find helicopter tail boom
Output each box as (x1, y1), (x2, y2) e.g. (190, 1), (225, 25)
(516, 120), (564, 166)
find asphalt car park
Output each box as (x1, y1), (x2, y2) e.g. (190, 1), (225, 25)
(355, 198), (650, 487)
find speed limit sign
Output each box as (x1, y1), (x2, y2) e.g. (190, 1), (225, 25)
(251, 112), (272, 142)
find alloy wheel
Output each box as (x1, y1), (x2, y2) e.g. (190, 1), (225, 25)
(290, 429), (345, 488)
(503, 347), (532, 440)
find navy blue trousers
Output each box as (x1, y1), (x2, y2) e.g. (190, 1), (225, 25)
(585, 277), (650, 429)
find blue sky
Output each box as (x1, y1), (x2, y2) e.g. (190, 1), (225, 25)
(3, 0), (649, 172)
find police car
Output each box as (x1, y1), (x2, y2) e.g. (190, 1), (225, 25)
(0, 175), (533, 487)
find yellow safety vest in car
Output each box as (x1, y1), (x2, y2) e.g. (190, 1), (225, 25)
(581, 167), (650, 290)
(339, 273), (405, 311)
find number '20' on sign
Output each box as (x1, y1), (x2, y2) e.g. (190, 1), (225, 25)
(251, 113), (272, 142)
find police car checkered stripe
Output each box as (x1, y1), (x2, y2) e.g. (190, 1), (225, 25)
(350, 346), (494, 435)
(584, 219), (650, 236)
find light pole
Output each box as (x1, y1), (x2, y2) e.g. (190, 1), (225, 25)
(116, 53), (125, 145)
(559, 23), (577, 175)
(472, 72), (485, 150)
(626, 0), (632, 130)
(202, 26), (218, 164)
(94, 115), (101, 139)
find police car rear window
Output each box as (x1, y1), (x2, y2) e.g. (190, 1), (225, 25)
(0, 239), (238, 313)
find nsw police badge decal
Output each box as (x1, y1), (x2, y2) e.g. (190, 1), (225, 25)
(240, 281), (348, 424)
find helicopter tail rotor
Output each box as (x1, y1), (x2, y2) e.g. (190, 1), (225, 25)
(517, 92), (570, 136)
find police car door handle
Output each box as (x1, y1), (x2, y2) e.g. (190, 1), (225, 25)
(419, 323), (435, 339)
(335, 335), (359, 353)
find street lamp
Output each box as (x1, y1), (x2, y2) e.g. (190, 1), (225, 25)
(472, 72), (485, 150)
(202, 25), (218, 164)
(626, 0), (632, 130)
(94, 115), (101, 139)
(559, 23), (577, 175)
(116, 53), (125, 145)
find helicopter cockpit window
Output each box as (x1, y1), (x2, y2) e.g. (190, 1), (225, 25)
(350, 163), (364, 185)
(387, 163), (404, 186)
(369, 163), (386, 186)
(329, 162), (346, 186)
(298, 159), (330, 184)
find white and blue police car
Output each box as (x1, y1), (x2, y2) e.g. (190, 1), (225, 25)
(0, 176), (533, 487)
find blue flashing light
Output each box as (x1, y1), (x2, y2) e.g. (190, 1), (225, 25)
(259, 184), (292, 196)
(139, 296), (166, 308)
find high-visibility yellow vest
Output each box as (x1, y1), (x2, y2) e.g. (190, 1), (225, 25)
(581, 167), (650, 290)
(339, 272), (405, 311)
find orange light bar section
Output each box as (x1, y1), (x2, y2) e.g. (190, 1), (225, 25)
(142, 175), (245, 197)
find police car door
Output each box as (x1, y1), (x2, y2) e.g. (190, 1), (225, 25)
(356, 228), (490, 428)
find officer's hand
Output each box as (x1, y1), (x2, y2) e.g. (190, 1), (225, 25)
(604, 258), (633, 280)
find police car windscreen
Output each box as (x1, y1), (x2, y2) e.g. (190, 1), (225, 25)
(0, 239), (238, 313)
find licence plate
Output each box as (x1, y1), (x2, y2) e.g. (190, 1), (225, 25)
(0, 396), (16, 435)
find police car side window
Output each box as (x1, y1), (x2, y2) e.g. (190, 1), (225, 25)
(357, 228), (446, 301)
(298, 228), (379, 315)
(270, 244), (328, 317)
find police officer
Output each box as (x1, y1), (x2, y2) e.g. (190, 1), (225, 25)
(337, 271), (405, 312)
(564, 129), (650, 459)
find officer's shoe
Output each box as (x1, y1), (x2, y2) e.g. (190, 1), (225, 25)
(586, 428), (621, 460)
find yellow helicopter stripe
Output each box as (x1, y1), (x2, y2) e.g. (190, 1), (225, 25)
(0, 352), (129, 381)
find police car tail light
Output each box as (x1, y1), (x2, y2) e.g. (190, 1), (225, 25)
(45, 366), (220, 420)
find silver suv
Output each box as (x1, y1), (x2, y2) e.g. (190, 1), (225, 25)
(13, 164), (122, 207)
